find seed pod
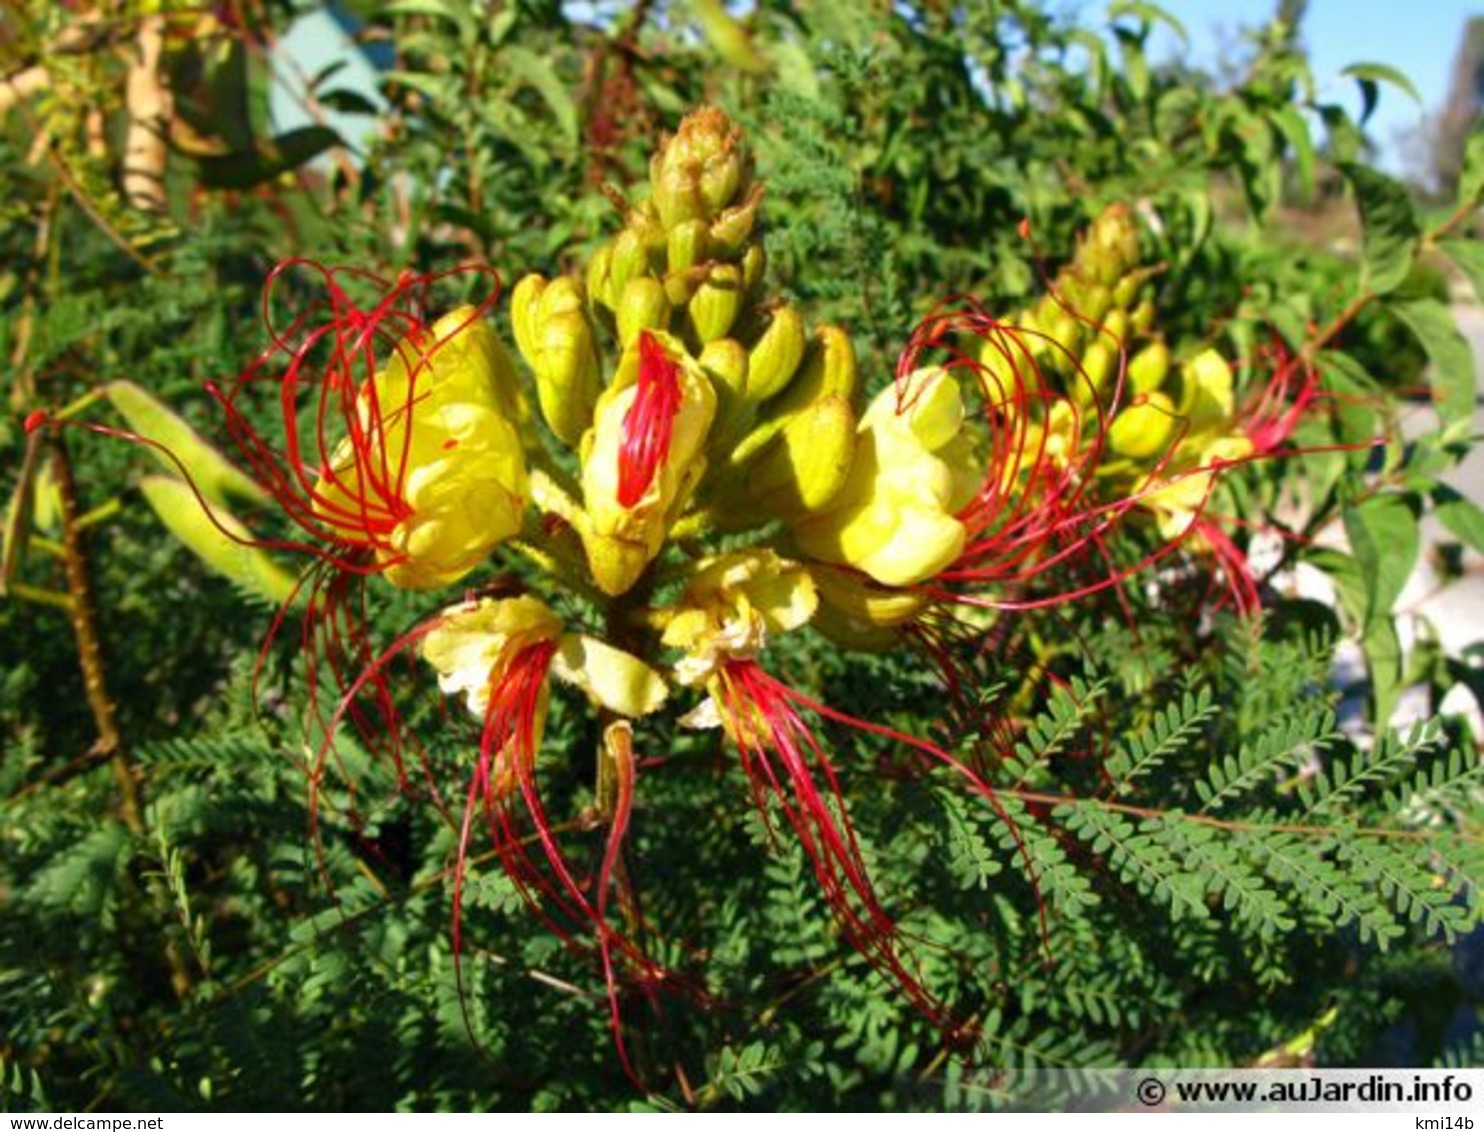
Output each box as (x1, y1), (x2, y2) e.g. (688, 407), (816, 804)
(688, 263), (744, 343)
(616, 276), (672, 347)
(745, 306), (806, 402)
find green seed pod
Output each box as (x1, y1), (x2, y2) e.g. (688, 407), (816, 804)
(1128, 339), (1171, 396)
(688, 263), (744, 343)
(1109, 391), (1177, 458)
(616, 276), (672, 347)
(667, 219), (710, 277)
(746, 306), (807, 402)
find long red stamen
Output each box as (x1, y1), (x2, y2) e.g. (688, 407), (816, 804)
(617, 330), (683, 508)
(209, 260), (502, 571)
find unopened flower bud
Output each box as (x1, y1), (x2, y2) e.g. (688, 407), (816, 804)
(650, 107), (747, 228)
(1109, 391), (1177, 458)
(745, 306), (807, 402)
(616, 275), (672, 347)
(791, 368), (971, 588)
(1085, 204), (1140, 285)
(699, 337), (749, 398)
(611, 228), (652, 294)
(688, 262), (744, 343)
(743, 393), (857, 518)
(512, 274), (604, 448)
(708, 186), (763, 257)
(740, 242), (767, 292)
(587, 243), (617, 313)
(667, 219), (710, 277)
(1078, 337), (1118, 402)
(762, 325), (857, 419)
(1128, 339), (1171, 395)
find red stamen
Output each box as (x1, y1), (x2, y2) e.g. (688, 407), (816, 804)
(617, 331), (683, 509)
(23, 409), (49, 434)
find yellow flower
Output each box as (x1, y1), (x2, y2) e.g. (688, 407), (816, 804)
(662, 549), (817, 686)
(317, 306), (527, 590)
(792, 367), (976, 587)
(579, 330), (716, 595)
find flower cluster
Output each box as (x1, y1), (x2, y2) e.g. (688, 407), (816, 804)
(191, 109), (1323, 1058)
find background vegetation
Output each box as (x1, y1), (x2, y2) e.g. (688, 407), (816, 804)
(2, 0), (1481, 1110)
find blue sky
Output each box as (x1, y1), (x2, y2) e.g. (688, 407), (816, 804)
(1088, 0), (1481, 174)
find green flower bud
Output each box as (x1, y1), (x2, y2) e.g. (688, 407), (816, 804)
(1078, 337), (1118, 402)
(1129, 296), (1157, 336)
(745, 306), (807, 402)
(667, 219), (711, 277)
(740, 242), (767, 292)
(650, 106), (748, 229)
(744, 393), (857, 518)
(1109, 391), (1177, 458)
(1128, 339), (1171, 395)
(708, 185), (763, 257)
(762, 325), (857, 422)
(511, 273), (603, 448)
(699, 337), (749, 399)
(1085, 204), (1140, 286)
(611, 228), (652, 295)
(616, 275), (672, 347)
(1078, 281), (1113, 326)
(586, 243), (616, 313)
(688, 262), (744, 343)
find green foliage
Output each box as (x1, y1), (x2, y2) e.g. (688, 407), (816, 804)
(2, 0), (1480, 1113)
